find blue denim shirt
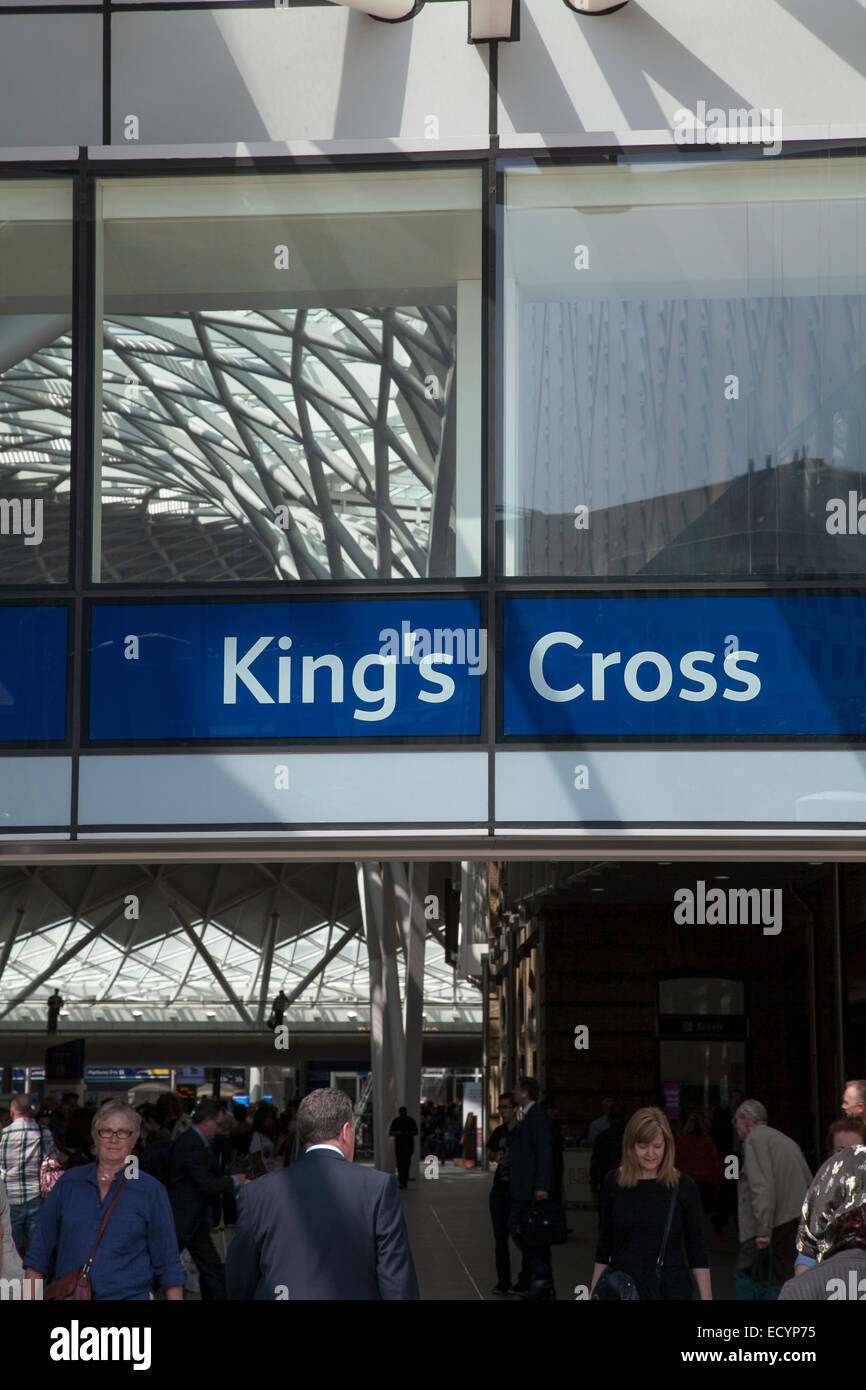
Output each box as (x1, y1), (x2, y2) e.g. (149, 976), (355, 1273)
(26, 1163), (186, 1300)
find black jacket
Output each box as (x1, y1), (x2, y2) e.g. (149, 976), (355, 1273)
(169, 1126), (235, 1240)
(508, 1102), (553, 1202)
(226, 1146), (420, 1300)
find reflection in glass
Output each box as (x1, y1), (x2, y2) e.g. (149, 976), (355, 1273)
(0, 182), (72, 584)
(97, 173), (481, 582)
(99, 306), (457, 581)
(502, 158), (866, 579)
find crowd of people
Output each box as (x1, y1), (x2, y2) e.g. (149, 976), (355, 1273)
(532, 1079), (866, 1301)
(0, 1088), (308, 1299)
(3, 1077), (866, 1300)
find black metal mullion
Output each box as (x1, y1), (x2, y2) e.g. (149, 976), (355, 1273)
(70, 157), (96, 839)
(486, 43), (499, 836)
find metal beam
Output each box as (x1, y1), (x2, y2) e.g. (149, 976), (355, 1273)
(358, 861), (389, 1172)
(0, 899), (128, 1020)
(0, 906), (25, 989)
(160, 889), (256, 1029)
(257, 912), (279, 1024)
(285, 923), (360, 1006)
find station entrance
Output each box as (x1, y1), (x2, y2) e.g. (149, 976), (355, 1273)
(0, 854), (861, 1175)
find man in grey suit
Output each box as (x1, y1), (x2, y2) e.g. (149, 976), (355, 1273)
(226, 1087), (420, 1300)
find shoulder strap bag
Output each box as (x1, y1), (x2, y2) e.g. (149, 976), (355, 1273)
(653, 1182), (680, 1297)
(43, 1175), (127, 1301)
(592, 1182), (680, 1302)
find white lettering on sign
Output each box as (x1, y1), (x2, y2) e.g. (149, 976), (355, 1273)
(528, 634), (761, 704)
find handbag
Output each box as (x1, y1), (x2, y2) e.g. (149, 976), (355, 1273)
(43, 1175), (127, 1301)
(592, 1182), (680, 1301)
(735, 1248), (781, 1302)
(516, 1198), (568, 1246)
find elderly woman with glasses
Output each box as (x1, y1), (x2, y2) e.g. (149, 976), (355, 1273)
(24, 1100), (185, 1300)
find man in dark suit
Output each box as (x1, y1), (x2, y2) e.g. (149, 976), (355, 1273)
(226, 1087), (420, 1300)
(169, 1098), (246, 1300)
(508, 1075), (555, 1300)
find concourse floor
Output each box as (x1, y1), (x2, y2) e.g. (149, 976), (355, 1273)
(398, 1164), (741, 1302)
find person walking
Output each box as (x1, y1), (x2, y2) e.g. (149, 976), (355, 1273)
(675, 1112), (723, 1212)
(226, 1087), (419, 1300)
(46, 988), (63, 1035)
(508, 1076), (555, 1300)
(169, 1099), (246, 1300)
(783, 1145), (866, 1297)
(487, 1092), (519, 1295)
(0, 1094), (59, 1255)
(388, 1106), (419, 1189)
(735, 1099), (812, 1288)
(268, 990), (289, 1032)
(24, 1101), (184, 1300)
(591, 1106), (711, 1301)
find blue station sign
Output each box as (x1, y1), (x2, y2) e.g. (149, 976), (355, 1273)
(89, 600), (484, 740)
(503, 595), (866, 738)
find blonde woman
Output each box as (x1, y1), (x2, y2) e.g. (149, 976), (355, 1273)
(591, 1106), (712, 1301)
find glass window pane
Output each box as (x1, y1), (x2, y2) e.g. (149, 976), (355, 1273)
(95, 171), (482, 583)
(0, 181), (72, 584)
(501, 156), (866, 580)
(659, 977), (744, 1014)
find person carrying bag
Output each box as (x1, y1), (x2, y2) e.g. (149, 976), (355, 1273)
(592, 1184), (678, 1300)
(42, 1178), (126, 1301)
(590, 1106), (712, 1302)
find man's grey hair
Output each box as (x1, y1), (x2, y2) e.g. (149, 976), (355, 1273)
(91, 1100), (141, 1142)
(9, 1095), (31, 1116)
(845, 1080), (866, 1106)
(298, 1088), (355, 1147)
(736, 1099), (768, 1126)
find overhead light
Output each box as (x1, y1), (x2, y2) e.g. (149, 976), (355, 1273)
(564, 0), (630, 13)
(206, 1010), (216, 1018)
(714, 875), (730, 881)
(131, 1010), (142, 1018)
(468, 0), (516, 41)
(324, 0), (418, 19)
(591, 886), (605, 893)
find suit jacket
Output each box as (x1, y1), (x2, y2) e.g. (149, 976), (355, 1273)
(738, 1124), (812, 1242)
(169, 1127), (235, 1240)
(225, 1146), (420, 1300)
(508, 1102), (553, 1202)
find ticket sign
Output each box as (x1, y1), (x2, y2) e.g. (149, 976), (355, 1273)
(89, 600), (484, 740)
(0, 606), (67, 741)
(503, 595), (866, 738)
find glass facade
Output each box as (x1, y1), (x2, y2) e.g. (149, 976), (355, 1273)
(5, 150), (866, 828)
(95, 172), (482, 583)
(0, 181), (72, 584)
(501, 157), (866, 580)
